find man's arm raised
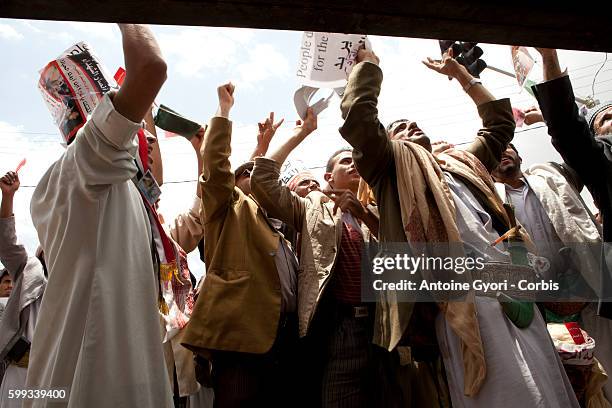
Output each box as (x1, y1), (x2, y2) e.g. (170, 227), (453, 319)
(424, 48), (515, 171)
(0, 172), (28, 279)
(168, 126), (206, 252)
(531, 48), (608, 187)
(339, 49), (394, 188)
(251, 108), (317, 231)
(267, 108), (316, 165)
(199, 83), (235, 223)
(250, 112), (284, 160)
(112, 24), (167, 123)
(74, 24), (167, 188)
(144, 104), (164, 185)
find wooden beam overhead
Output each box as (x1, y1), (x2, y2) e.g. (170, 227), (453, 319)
(1, 1), (609, 52)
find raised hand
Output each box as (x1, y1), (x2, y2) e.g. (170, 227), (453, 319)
(422, 47), (464, 79)
(424, 47), (496, 106)
(534, 48), (557, 59)
(0, 171), (20, 196)
(325, 189), (368, 218)
(190, 125), (207, 153)
(356, 49), (380, 65)
(216, 82), (235, 118)
(432, 141), (455, 155)
(263, 108), (318, 163)
(325, 188), (379, 235)
(293, 107), (317, 137)
(524, 106), (544, 125)
(250, 111), (284, 159)
(533, 48), (562, 81)
(257, 112), (284, 148)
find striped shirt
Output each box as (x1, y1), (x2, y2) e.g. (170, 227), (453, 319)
(331, 215), (364, 304)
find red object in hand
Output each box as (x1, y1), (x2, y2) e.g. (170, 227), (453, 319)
(512, 107), (526, 127)
(564, 322), (586, 345)
(15, 158), (26, 173)
(114, 67), (126, 87)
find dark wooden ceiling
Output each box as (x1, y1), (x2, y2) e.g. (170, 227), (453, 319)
(1, 1), (609, 52)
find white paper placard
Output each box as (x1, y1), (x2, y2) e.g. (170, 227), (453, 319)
(296, 32), (369, 89)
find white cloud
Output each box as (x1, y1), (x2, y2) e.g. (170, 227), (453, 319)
(157, 27), (253, 78)
(67, 22), (118, 41)
(17, 20), (73, 43)
(236, 43), (290, 85)
(0, 23), (23, 40)
(19, 21), (43, 34)
(0, 121), (63, 186)
(156, 26), (288, 85)
(0, 121), (25, 146)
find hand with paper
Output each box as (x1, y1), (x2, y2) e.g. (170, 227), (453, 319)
(37, 41), (113, 144)
(293, 107), (318, 137)
(511, 46), (535, 89)
(356, 48), (379, 65)
(534, 48), (564, 81)
(294, 32), (370, 119)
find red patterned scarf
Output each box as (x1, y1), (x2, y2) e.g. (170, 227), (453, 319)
(135, 129), (194, 341)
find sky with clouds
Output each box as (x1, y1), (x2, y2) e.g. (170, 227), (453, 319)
(1, 19), (611, 278)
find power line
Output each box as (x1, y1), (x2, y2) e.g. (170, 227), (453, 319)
(380, 76), (612, 118)
(515, 124), (547, 133)
(591, 53), (609, 97)
(15, 164), (329, 188)
(1, 82), (611, 147)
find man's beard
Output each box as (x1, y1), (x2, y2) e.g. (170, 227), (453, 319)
(494, 162), (520, 180)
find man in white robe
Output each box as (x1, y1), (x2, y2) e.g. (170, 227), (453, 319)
(25, 24), (173, 407)
(493, 146), (612, 401)
(438, 172), (579, 408)
(339, 47), (579, 407)
(0, 171), (47, 408)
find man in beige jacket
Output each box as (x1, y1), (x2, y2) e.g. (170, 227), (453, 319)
(251, 108), (385, 406)
(181, 83), (298, 407)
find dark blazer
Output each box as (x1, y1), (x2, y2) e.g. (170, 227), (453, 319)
(534, 75), (612, 318)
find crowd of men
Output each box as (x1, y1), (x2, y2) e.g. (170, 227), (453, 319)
(1, 23), (612, 408)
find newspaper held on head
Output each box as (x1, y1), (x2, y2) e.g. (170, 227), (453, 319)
(38, 42), (114, 144)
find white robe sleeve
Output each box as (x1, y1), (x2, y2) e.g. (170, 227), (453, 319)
(70, 92), (143, 188)
(0, 216), (28, 280)
(168, 195), (204, 254)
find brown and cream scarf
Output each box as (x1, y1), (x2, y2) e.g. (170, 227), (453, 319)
(392, 140), (486, 397)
